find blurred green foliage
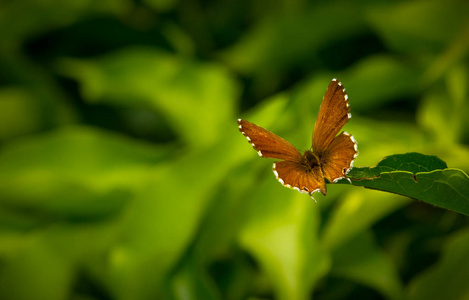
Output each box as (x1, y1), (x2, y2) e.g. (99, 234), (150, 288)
(0, 0), (469, 299)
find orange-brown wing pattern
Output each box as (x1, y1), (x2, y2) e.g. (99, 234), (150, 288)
(312, 79), (351, 153)
(320, 131), (358, 183)
(273, 160), (327, 197)
(238, 119), (302, 162)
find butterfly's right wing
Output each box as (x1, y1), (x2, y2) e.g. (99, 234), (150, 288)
(320, 131), (358, 183)
(238, 119), (302, 162)
(312, 79), (351, 153)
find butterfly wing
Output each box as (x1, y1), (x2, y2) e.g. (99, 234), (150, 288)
(238, 119), (302, 161)
(273, 161), (327, 196)
(312, 79), (351, 153)
(321, 131), (358, 183)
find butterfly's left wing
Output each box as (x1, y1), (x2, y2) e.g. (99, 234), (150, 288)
(239, 119), (325, 197)
(320, 131), (358, 183)
(238, 119), (302, 162)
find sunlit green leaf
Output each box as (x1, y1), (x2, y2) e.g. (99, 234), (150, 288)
(419, 66), (468, 146)
(0, 126), (170, 221)
(104, 129), (250, 299)
(418, 91), (459, 145)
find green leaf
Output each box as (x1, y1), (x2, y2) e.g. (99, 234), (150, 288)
(408, 228), (469, 300)
(0, 88), (43, 140)
(349, 152), (447, 177)
(104, 128), (253, 299)
(167, 165), (263, 299)
(367, 0), (469, 54)
(57, 48), (239, 148)
(238, 179), (329, 300)
(331, 231), (404, 300)
(418, 67), (469, 145)
(0, 233), (74, 300)
(0, 0), (128, 49)
(347, 153), (469, 216)
(322, 190), (410, 251)
(0, 222), (122, 300)
(170, 255), (222, 300)
(220, 2), (366, 75)
(338, 55), (422, 112)
(0, 126), (170, 221)
(143, 0), (177, 11)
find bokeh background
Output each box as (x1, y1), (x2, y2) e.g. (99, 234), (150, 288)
(1, 0), (469, 299)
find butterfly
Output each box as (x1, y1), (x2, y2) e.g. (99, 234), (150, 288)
(238, 78), (358, 198)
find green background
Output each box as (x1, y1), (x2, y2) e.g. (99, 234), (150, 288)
(1, 0), (469, 299)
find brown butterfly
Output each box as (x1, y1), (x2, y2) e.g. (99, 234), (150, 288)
(238, 78), (358, 198)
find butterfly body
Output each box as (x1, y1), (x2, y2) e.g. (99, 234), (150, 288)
(238, 79), (358, 199)
(302, 150), (321, 169)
